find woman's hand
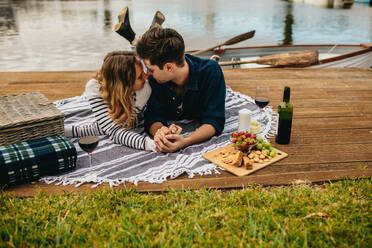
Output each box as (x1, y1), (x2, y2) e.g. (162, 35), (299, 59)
(154, 126), (171, 151)
(169, 124), (182, 135)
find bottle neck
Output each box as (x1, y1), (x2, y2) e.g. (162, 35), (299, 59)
(283, 87), (290, 103)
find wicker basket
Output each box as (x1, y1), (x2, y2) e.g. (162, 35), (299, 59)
(0, 92), (65, 146)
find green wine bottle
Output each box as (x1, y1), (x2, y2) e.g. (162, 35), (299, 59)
(276, 86), (293, 144)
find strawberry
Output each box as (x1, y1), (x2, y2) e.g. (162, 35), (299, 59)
(231, 138), (237, 143)
(231, 132), (238, 138)
(251, 135), (256, 139)
(238, 132), (245, 136)
(246, 132), (251, 137)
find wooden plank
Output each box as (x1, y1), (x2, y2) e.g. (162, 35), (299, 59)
(254, 162), (371, 175)
(292, 106), (361, 118)
(4, 168), (371, 197)
(0, 71), (91, 101)
(174, 161), (371, 178)
(222, 68), (372, 80)
(294, 106), (372, 116)
(289, 101), (371, 109)
(292, 116), (372, 130)
(134, 169), (372, 192)
(263, 143), (372, 165)
(289, 129), (372, 145)
(326, 89), (372, 97)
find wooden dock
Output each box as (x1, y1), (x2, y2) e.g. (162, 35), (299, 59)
(1, 68), (371, 196)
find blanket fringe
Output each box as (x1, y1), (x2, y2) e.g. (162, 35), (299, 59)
(40, 164), (219, 188)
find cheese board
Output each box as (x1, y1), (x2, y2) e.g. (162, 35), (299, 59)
(202, 144), (288, 176)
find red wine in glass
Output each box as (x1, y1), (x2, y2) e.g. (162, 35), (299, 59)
(255, 86), (270, 122)
(79, 136), (98, 152)
(255, 97), (270, 108)
(78, 136), (99, 166)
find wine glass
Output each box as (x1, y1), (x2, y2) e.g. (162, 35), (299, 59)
(78, 124), (99, 167)
(254, 86), (270, 122)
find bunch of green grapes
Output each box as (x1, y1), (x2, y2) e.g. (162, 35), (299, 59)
(254, 137), (277, 157)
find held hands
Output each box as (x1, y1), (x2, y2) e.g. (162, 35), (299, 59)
(154, 124), (185, 153)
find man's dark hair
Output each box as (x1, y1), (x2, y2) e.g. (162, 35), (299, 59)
(136, 27), (185, 69)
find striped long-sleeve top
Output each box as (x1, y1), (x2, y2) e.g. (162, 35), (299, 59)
(66, 79), (155, 151)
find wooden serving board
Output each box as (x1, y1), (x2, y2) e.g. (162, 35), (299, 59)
(202, 144), (288, 177)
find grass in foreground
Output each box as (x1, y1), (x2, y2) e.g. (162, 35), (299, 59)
(0, 178), (371, 247)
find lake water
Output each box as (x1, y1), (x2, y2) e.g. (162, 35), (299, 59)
(0, 0), (371, 71)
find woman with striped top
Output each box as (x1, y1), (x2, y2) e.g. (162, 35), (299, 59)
(65, 51), (179, 151)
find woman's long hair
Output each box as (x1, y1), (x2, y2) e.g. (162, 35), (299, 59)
(95, 51), (138, 128)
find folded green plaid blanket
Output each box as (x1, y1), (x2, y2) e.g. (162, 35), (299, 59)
(0, 135), (77, 186)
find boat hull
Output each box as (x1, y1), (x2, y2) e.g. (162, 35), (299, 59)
(188, 44), (372, 68)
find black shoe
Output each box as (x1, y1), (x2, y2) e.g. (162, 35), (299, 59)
(149, 11), (165, 29)
(114, 7), (136, 44)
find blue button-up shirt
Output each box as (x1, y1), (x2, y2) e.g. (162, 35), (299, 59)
(144, 54), (226, 136)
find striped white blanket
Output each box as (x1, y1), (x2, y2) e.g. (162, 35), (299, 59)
(41, 87), (277, 188)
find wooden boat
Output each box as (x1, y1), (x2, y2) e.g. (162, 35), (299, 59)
(188, 44), (372, 68)
(354, 0), (370, 3)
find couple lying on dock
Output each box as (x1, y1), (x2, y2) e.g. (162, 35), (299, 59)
(65, 7), (226, 153)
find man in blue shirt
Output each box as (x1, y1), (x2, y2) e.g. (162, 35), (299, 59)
(136, 27), (226, 153)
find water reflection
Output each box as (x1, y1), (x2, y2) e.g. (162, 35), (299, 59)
(0, 1), (17, 37)
(282, 1), (294, 44)
(203, 1), (215, 33)
(0, 0), (371, 71)
(103, 0), (112, 33)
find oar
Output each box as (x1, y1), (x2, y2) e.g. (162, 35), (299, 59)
(192, 30), (255, 56)
(218, 50), (319, 67)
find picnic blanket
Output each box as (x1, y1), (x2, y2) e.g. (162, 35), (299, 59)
(41, 87), (278, 188)
(0, 135), (77, 186)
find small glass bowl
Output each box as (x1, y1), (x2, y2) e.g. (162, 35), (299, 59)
(234, 142), (257, 154)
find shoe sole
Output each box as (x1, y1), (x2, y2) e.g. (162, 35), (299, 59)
(114, 23), (121, 32)
(154, 11), (165, 24)
(114, 6), (128, 32)
(150, 11), (165, 29)
(118, 6), (128, 23)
